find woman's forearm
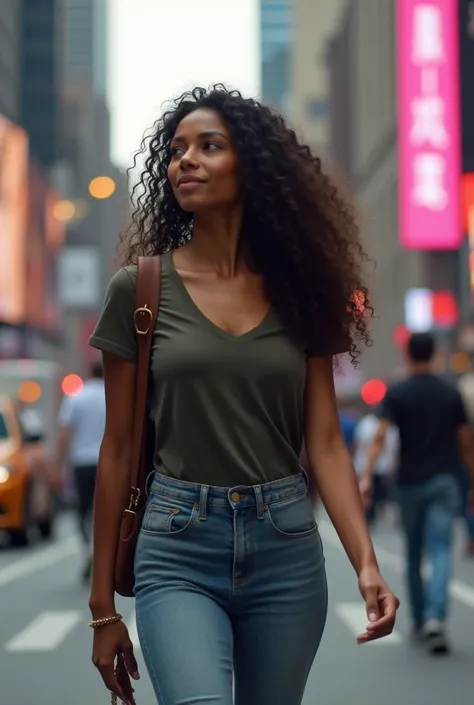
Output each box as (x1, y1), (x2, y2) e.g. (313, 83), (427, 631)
(89, 442), (132, 617)
(310, 447), (378, 575)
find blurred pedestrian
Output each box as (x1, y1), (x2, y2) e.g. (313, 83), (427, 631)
(360, 332), (474, 654)
(57, 360), (106, 582)
(88, 85), (398, 705)
(354, 406), (398, 526)
(338, 396), (358, 456)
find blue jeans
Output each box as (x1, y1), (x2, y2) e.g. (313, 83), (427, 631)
(398, 474), (460, 627)
(134, 472), (328, 705)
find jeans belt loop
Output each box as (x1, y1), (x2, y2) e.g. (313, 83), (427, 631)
(254, 485), (264, 520)
(199, 485), (209, 521)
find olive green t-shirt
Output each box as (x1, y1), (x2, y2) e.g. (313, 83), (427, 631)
(90, 252), (347, 487)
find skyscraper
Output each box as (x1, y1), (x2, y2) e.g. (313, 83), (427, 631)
(260, 0), (293, 115)
(59, 0), (129, 372)
(63, 0), (108, 98)
(0, 1), (21, 123)
(19, 0), (63, 169)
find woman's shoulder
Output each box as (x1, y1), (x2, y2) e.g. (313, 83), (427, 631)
(106, 265), (138, 298)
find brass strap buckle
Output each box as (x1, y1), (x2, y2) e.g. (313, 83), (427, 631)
(125, 486), (141, 516)
(134, 305), (153, 336)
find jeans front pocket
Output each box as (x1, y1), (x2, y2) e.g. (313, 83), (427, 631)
(140, 491), (198, 536)
(265, 492), (318, 538)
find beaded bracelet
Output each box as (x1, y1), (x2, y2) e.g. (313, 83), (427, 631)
(88, 613), (123, 628)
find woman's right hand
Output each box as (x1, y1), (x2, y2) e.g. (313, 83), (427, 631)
(92, 621), (139, 705)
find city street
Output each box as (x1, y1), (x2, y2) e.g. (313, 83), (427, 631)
(1, 511), (473, 704)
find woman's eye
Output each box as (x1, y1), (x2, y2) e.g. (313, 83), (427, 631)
(204, 142), (221, 151)
(170, 147), (183, 156)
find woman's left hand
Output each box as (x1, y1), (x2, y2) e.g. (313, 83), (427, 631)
(357, 566), (400, 644)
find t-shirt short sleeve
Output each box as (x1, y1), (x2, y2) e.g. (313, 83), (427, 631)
(89, 266), (137, 361)
(306, 323), (351, 358)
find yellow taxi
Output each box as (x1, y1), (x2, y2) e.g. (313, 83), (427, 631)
(0, 394), (57, 546)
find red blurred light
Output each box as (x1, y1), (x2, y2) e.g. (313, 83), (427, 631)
(361, 379), (387, 406)
(393, 324), (410, 349)
(62, 374), (83, 397)
(432, 290), (458, 328)
(461, 173), (474, 233)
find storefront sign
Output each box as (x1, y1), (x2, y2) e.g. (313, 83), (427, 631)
(398, 1), (461, 249)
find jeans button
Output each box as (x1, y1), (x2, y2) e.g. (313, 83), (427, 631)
(231, 492), (240, 502)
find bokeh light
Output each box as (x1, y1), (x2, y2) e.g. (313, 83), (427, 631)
(62, 374), (84, 397)
(88, 176), (116, 199)
(53, 199), (76, 222)
(17, 380), (42, 404)
(361, 379), (387, 406)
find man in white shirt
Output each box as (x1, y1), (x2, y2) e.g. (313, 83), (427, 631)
(58, 361), (106, 580)
(354, 408), (398, 525)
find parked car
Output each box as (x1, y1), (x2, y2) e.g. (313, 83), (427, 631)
(0, 394), (57, 546)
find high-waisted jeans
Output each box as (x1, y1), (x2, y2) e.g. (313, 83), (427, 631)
(134, 471), (328, 705)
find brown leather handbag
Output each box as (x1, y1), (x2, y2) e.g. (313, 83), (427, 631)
(114, 255), (162, 597)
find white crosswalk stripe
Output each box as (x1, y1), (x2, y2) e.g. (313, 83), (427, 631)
(334, 603), (403, 645)
(5, 610), (82, 652)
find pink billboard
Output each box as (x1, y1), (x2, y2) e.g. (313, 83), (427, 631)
(398, 1), (461, 249)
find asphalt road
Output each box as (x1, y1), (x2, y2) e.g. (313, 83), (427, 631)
(1, 510), (473, 705)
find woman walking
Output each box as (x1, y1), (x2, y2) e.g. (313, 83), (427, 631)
(89, 85), (398, 705)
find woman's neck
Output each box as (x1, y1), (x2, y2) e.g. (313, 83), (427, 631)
(177, 207), (248, 278)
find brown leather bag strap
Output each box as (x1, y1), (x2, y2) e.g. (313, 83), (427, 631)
(129, 255), (162, 497)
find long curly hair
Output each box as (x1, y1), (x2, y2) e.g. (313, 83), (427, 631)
(121, 84), (373, 364)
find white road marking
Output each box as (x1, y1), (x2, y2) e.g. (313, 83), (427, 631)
(319, 519), (474, 611)
(0, 537), (79, 590)
(126, 611), (140, 649)
(334, 602), (403, 645)
(5, 610), (82, 652)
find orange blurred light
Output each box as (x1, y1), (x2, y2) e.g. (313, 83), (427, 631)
(361, 379), (387, 406)
(88, 176), (116, 199)
(18, 380), (42, 404)
(53, 199), (76, 222)
(62, 374), (83, 397)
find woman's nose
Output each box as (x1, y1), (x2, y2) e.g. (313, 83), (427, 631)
(180, 148), (199, 169)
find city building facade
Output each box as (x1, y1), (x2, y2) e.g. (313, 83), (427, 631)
(20, 0), (63, 169)
(327, 0), (459, 379)
(0, 0), (20, 122)
(59, 0), (129, 371)
(291, 0), (345, 155)
(0, 0), (128, 374)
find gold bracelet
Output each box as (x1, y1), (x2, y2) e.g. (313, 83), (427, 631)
(88, 613), (123, 628)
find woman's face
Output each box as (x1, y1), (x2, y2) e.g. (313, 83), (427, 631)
(168, 108), (241, 213)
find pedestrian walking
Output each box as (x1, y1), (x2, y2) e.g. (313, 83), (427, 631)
(360, 332), (474, 654)
(57, 360), (106, 581)
(354, 407), (398, 526)
(88, 85), (398, 705)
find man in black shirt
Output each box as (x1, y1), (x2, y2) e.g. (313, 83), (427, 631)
(360, 333), (474, 654)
